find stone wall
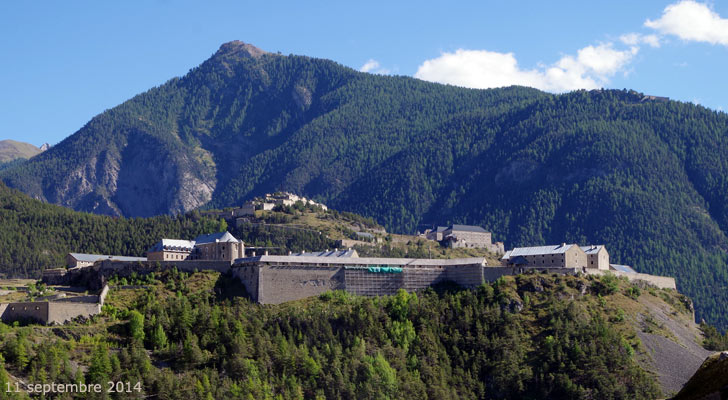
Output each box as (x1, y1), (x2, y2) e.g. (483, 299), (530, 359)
(446, 265), (485, 287)
(0, 301), (48, 323)
(1, 285), (109, 325)
(257, 265), (345, 304)
(482, 267), (517, 282)
(585, 269), (676, 289)
(47, 302), (101, 325)
(346, 268), (405, 296)
(402, 268), (446, 292)
(233, 265), (260, 302)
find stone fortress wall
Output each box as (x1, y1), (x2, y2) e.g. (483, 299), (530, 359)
(584, 269), (676, 289)
(233, 258), (489, 305)
(0, 284), (109, 325)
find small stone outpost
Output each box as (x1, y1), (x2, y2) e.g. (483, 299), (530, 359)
(0, 285), (109, 325)
(30, 230), (676, 311)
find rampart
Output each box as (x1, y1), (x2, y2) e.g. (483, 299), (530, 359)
(0, 284), (109, 325)
(259, 266), (344, 304)
(47, 260), (234, 289)
(585, 269), (676, 289)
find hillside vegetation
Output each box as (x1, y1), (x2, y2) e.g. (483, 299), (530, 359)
(2, 271), (694, 399)
(2, 41), (728, 329)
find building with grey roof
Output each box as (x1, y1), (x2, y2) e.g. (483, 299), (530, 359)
(424, 224), (505, 254)
(580, 245), (610, 270)
(66, 253), (147, 268)
(501, 243), (588, 269)
(147, 231), (244, 262)
(290, 249), (359, 258)
(233, 255), (487, 304)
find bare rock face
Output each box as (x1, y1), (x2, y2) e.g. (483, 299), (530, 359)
(215, 40), (267, 59)
(45, 131), (215, 217)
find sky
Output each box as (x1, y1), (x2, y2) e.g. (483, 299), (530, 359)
(1, 0), (727, 147)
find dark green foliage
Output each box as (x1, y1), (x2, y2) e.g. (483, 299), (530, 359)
(0, 182), (220, 278)
(700, 322), (728, 351)
(0, 273), (664, 399)
(1, 43), (728, 329)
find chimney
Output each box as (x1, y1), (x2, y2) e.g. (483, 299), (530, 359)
(288, 251), (292, 255)
(265, 250), (269, 256)
(562, 243), (566, 247)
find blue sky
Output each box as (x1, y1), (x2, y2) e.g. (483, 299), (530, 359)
(1, 1), (727, 147)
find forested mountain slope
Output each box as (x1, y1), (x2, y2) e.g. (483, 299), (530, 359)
(2, 41), (728, 328)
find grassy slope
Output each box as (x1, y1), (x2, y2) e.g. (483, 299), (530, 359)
(0, 140), (40, 163)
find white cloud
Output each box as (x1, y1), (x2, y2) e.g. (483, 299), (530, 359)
(359, 59), (390, 74)
(620, 33), (661, 48)
(645, 0), (728, 46)
(414, 43), (637, 92)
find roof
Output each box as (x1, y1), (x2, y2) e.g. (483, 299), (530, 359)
(580, 245), (605, 255)
(610, 264), (637, 274)
(147, 239), (195, 253)
(507, 244), (578, 257)
(194, 231), (239, 244)
(290, 249), (359, 258)
(68, 253), (147, 263)
(234, 255), (486, 267)
(448, 224), (488, 233)
(434, 226), (448, 233)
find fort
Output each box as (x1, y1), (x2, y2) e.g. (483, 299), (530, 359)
(37, 231), (676, 310)
(422, 224), (505, 254)
(0, 285), (109, 325)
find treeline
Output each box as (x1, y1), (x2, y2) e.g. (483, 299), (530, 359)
(0, 182), (222, 277)
(0, 272), (661, 399)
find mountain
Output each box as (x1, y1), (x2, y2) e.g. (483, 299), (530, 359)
(2, 41), (728, 328)
(0, 140), (42, 163)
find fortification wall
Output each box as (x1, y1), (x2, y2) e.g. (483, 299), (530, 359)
(0, 301), (48, 324)
(47, 302), (100, 325)
(446, 265), (484, 287)
(585, 269), (676, 289)
(402, 268), (446, 292)
(258, 265), (345, 304)
(98, 285), (109, 305)
(53, 295), (99, 303)
(233, 266), (260, 302)
(345, 268), (403, 296)
(100, 260), (232, 274)
(483, 267), (517, 282)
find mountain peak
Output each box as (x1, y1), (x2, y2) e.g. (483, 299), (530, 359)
(215, 40), (267, 59)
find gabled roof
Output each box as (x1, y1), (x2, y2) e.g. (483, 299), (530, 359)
(580, 245), (605, 255)
(194, 231), (239, 244)
(434, 226), (448, 233)
(147, 239), (195, 253)
(290, 249), (359, 258)
(68, 253), (147, 263)
(448, 224), (488, 233)
(507, 244), (578, 257)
